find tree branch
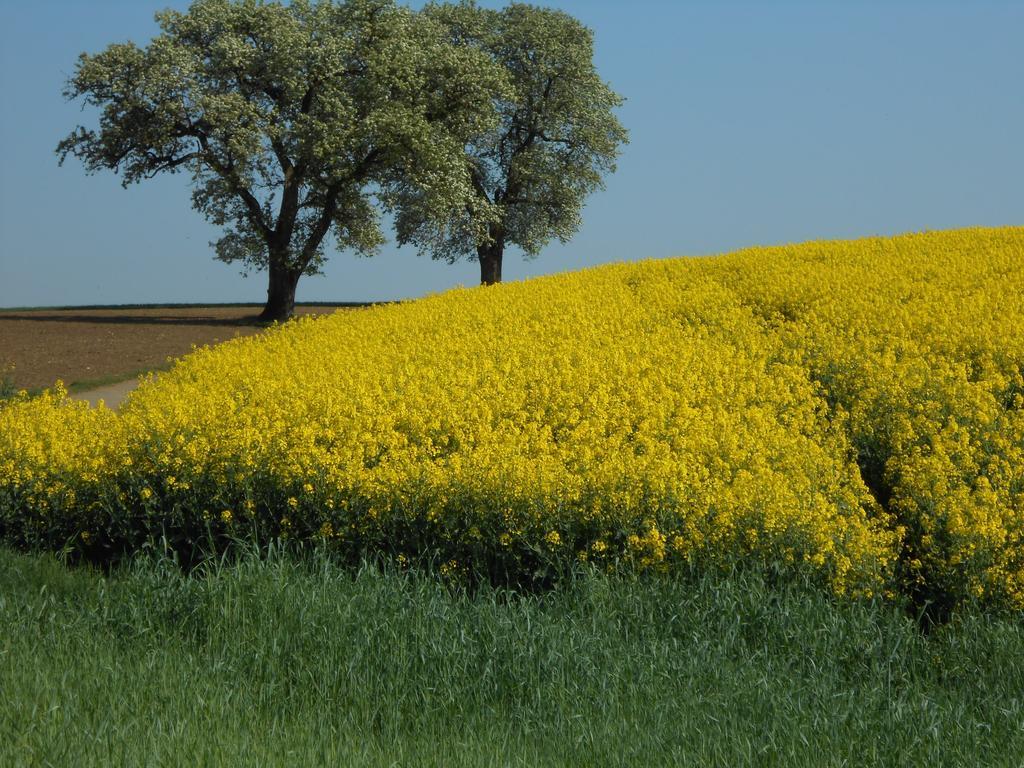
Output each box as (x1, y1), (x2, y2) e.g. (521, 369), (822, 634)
(351, 147), (383, 182)
(193, 130), (274, 241)
(468, 163), (492, 205)
(142, 150), (203, 178)
(537, 130), (577, 149)
(294, 146), (384, 269)
(297, 184), (342, 267)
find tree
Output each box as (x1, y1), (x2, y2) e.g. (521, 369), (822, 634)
(391, 1), (628, 285)
(58, 0), (505, 321)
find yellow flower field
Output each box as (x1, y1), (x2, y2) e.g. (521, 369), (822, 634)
(2, 227), (1022, 609)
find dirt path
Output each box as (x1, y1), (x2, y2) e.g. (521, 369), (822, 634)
(69, 379), (142, 409)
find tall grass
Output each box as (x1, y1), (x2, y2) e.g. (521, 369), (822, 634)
(2, 547), (1022, 766)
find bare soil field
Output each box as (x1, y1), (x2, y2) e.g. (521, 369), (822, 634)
(0, 305), (347, 392)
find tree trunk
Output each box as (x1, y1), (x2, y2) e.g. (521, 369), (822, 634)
(259, 257), (301, 322)
(478, 241), (504, 286)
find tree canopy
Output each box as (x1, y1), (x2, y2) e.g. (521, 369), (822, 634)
(392, 1), (629, 285)
(59, 0), (507, 320)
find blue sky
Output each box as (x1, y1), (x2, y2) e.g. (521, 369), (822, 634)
(1, 0), (1021, 307)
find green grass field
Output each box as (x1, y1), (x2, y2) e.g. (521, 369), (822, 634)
(2, 547), (1022, 766)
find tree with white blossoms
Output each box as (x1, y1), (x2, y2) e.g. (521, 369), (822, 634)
(392, 1), (629, 285)
(58, 0), (507, 320)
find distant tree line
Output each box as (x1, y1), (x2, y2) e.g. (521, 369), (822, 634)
(58, 0), (627, 320)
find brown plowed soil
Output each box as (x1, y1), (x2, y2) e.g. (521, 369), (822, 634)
(0, 305), (344, 391)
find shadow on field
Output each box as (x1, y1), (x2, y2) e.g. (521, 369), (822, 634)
(1, 314), (268, 327)
(0, 303), (382, 328)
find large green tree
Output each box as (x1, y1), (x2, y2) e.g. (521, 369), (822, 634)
(58, 0), (505, 320)
(392, 1), (628, 285)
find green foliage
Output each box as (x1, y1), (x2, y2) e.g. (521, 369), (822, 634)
(393, 1), (629, 267)
(2, 547), (1023, 766)
(0, 377), (15, 403)
(57, 0), (507, 301)
(0, 365), (19, 404)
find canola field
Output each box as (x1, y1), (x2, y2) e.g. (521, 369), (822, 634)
(2, 227), (1022, 612)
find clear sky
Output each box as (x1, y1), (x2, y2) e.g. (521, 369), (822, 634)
(0, 0), (1021, 307)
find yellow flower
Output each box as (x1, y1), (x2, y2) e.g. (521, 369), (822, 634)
(2, 227), (1022, 609)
